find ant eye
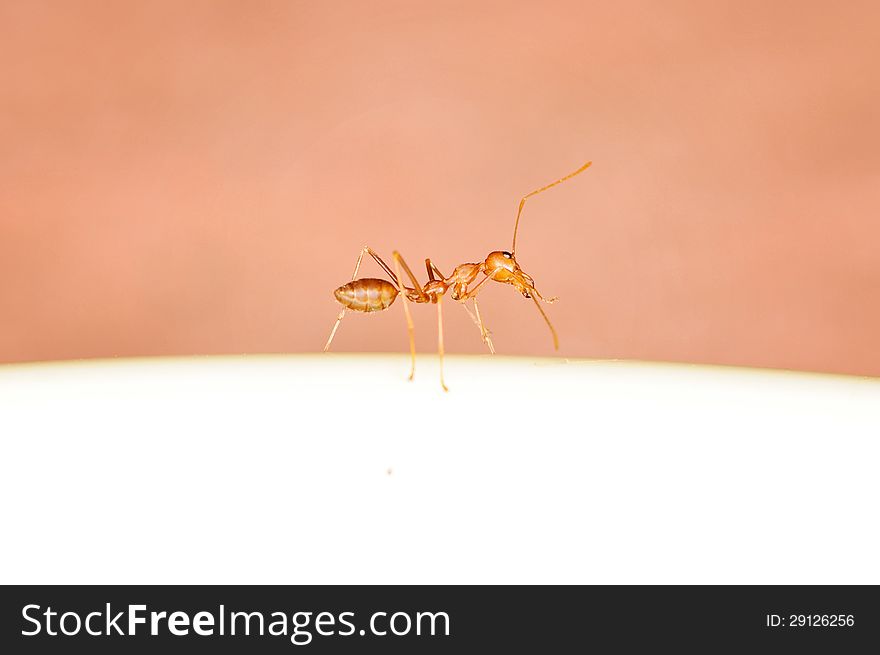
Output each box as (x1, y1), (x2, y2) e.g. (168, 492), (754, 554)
(502, 251), (512, 259)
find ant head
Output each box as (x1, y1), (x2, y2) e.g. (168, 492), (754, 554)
(483, 250), (536, 298)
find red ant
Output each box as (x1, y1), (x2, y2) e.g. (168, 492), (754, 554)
(323, 161), (592, 390)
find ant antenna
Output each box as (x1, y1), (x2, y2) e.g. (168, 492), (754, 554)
(531, 295), (559, 350)
(512, 161), (592, 254)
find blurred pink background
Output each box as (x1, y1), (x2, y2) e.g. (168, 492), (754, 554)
(1, 1), (878, 375)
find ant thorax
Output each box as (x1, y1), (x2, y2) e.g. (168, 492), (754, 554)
(448, 263), (482, 301)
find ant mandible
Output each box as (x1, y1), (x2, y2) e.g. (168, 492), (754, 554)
(322, 161), (592, 391)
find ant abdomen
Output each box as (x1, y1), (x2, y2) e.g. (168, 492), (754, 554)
(334, 278), (398, 313)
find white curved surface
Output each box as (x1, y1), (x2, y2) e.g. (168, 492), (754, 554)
(1, 354), (878, 584)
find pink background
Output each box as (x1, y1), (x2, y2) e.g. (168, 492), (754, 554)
(1, 1), (878, 375)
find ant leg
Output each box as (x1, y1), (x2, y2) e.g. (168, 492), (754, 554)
(473, 297), (496, 354)
(392, 252), (418, 380)
(532, 287), (559, 304)
(392, 251), (428, 301)
(365, 247), (400, 287)
(426, 259), (447, 281)
(324, 246), (369, 352)
(323, 309), (347, 353)
(437, 294), (449, 391)
(460, 302), (495, 354)
(459, 302), (480, 337)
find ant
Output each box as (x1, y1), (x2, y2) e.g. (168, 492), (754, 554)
(323, 161), (592, 391)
